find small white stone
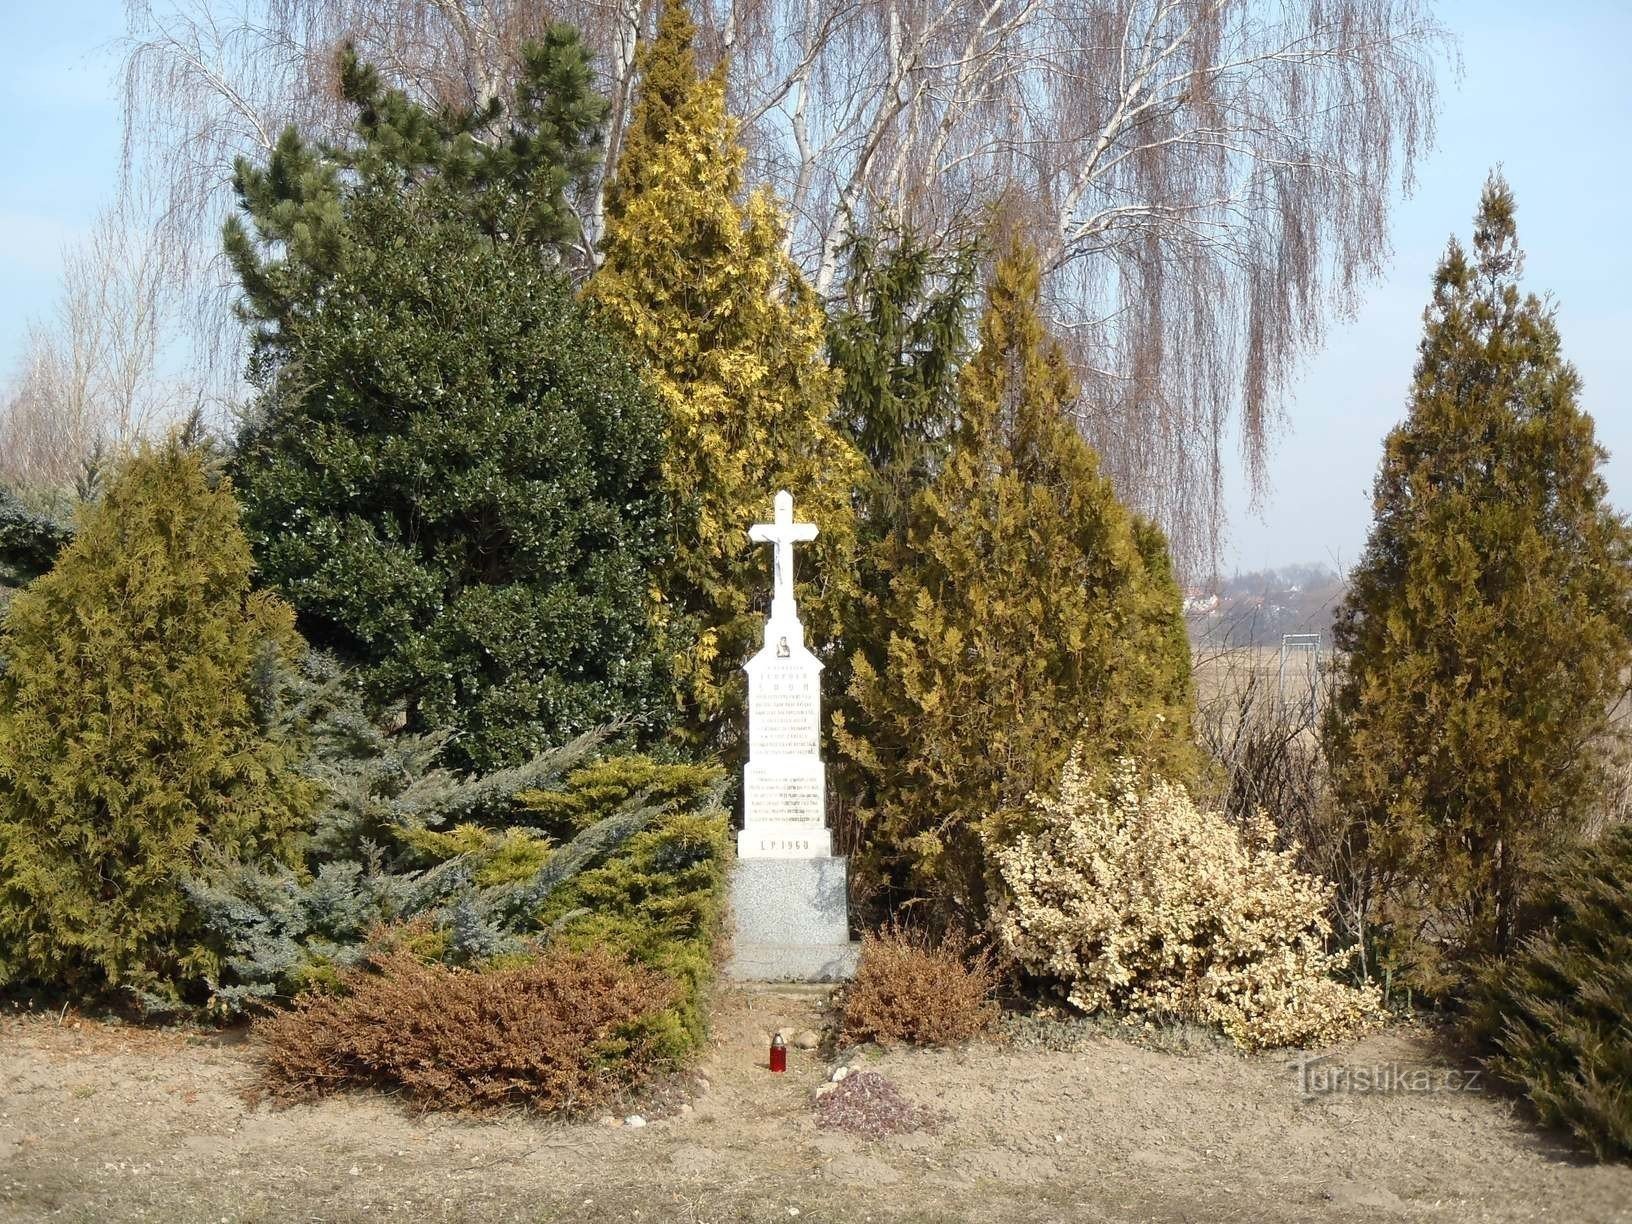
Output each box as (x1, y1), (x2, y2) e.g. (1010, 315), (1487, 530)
(624, 1115), (647, 1128)
(349, 1166), (361, 1176)
(793, 1030), (819, 1050)
(830, 1066), (850, 1083)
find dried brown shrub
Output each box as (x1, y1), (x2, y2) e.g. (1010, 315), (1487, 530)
(840, 925), (999, 1048)
(255, 937), (679, 1114)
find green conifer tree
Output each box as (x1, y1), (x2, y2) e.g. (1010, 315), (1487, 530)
(587, 0), (861, 752)
(185, 653), (719, 1013)
(1465, 823), (1632, 1163)
(825, 227), (980, 833)
(1323, 175), (1632, 996)
(827, 227), (978, 607)
(228, 35), (672, 773)
(0, 442), (314, 1000)
(0, 485), (73, 591)
(223, 25), (607, 334)
(839, 239), (1195, 925)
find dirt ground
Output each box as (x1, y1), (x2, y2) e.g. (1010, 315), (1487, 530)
(2, 987), (1628, 1224)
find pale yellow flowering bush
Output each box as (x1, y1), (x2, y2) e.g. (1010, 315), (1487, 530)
(989, 756), (1380, 1050)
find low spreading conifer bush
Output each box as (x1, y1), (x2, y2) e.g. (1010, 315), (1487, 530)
(527, 760), (732, 1058)
(195, 725), (732, 1082)
(839, 925), (1000, 1048)
(990, 756), (1380, 1051)
(1465, 824), (1632, 1162)
(256, 931), (679, 1114)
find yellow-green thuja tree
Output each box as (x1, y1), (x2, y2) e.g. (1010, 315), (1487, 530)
(1323, 175), (1632, 998)
(838, 239), (1195, 927)
(587, 0), (860, 753)
(0, 442), (314, 1002)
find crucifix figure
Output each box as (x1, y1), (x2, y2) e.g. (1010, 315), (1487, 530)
(749, 489), (818, 619)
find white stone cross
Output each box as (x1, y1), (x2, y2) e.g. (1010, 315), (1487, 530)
(749, 490), (818, 616)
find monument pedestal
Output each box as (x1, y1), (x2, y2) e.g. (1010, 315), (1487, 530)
(727, 490), (859, 982)
(727, 858), (858, 981)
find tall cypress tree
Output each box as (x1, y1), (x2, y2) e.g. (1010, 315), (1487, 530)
(839, 239), (1195, 926)
(587, 0), (861, 754)
(1324, 174), (1632, 996)
(0, 442), (313, 1000)
(228, 33), (673, 773)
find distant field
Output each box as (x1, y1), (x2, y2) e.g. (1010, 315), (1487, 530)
(1191, 642), (1327, 715)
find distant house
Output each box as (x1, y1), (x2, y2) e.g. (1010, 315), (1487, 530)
(1182, 590), (1220, 615)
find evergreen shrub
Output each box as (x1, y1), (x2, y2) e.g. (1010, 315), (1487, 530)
(839, 241), (1194, 926)
(0, 484), (72, 590)
(523, 756), (731, 1057)
(256, 932), (679, 1114)
(1466, 823), (1632, 1162)
(190, 670), (729, 1022)
(229, 35), (672, 773)
(990, 755), (1380, 1051)
(0, 442), (313, 1002)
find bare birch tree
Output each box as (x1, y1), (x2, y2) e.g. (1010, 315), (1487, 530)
(114, 0), (1449, 570)
(0, 206), (196, 492)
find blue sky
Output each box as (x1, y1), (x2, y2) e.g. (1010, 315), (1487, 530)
(0, 2), (124, 339)
(1222, 1), (1632, 573)
(3, 1), (1630, 575)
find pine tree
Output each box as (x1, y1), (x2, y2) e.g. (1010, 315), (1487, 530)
(223, 24), (607, 339)
(1323, 175), (1632, 997)
(0, 442), (314, 1000)
(587, 0), (861, 752)
(228, 38), (672, 774)
(839, 239), (1195, 925)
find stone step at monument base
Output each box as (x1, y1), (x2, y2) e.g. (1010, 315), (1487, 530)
(736, 822), (832, 858)
(728, 856), (856, 981)
(727, 940), (860, 983)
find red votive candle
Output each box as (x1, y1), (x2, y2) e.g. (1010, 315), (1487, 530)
(770, 1032), (787, 1073)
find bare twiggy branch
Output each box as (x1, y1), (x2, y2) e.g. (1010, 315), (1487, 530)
(0, 204), (197, 491)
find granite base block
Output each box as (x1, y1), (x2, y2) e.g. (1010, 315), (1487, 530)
(727, 941), (859, 982)
(727, 856), (859, 981)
